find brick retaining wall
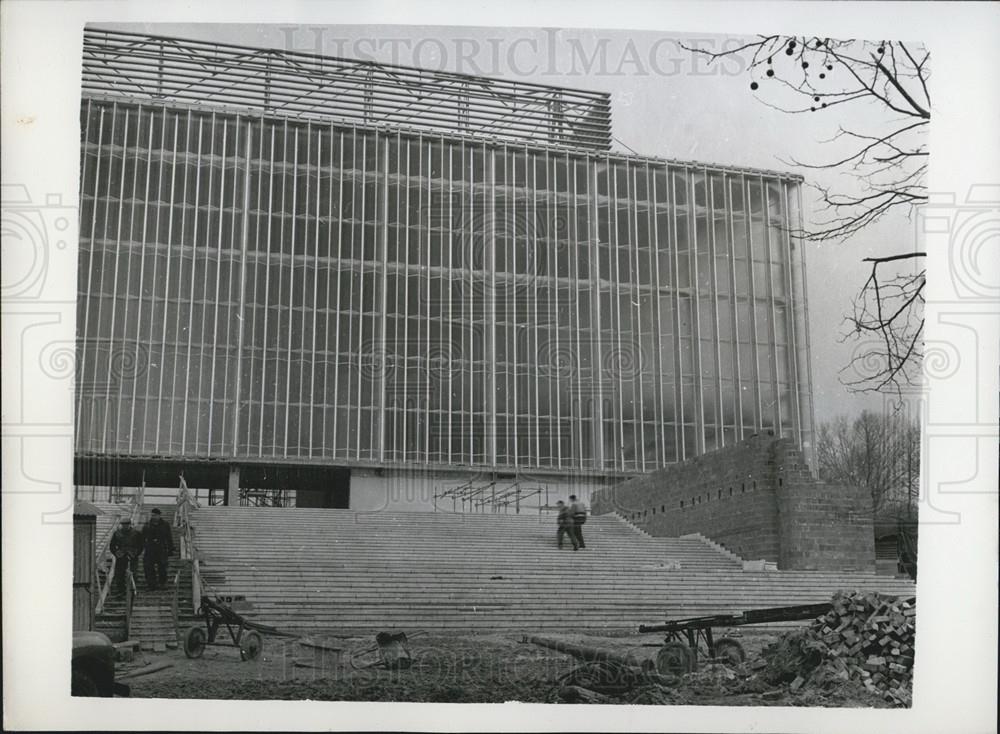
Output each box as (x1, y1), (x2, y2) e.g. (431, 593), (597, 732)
(590, 433), (874, 572)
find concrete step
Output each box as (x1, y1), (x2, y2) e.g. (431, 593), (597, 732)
(186, 506), (914, 632)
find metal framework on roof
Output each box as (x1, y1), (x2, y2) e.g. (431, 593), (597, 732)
(82, 27), (613, 152)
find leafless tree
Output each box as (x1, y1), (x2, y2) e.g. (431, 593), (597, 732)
(686, 37), (928, 395)
(816, 411), (920, 518)
(843, 252), (925, 394)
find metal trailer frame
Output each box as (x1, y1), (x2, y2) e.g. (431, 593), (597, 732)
(182, 595), (282, 661)
(638, 602), (836, 675)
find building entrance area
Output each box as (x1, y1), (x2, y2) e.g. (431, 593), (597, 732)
(74, 457), (350, 509)
(239, 465), (350, 509)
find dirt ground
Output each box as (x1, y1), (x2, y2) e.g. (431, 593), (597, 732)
(123, 628), (897, 707)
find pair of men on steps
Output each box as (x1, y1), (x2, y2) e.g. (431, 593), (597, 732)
(556, 495), (588, 550)
(109, 507), (175, 592)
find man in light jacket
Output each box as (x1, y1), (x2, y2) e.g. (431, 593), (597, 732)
(568, 495), (587, 550)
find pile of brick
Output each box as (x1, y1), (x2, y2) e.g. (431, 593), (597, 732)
(801, 591), (916, 706)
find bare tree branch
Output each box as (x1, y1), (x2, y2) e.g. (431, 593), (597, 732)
(870, 53), (931, 118)
(685, 36), (929, 396)
(840, 257), (925, 396)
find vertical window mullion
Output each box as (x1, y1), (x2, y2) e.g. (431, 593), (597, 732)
(487, 144), (497, 468)
(591, 155), (605, 470)
(378, 135), (390, 463)
(630, 164), (644, 470)
(670, 169), (684, 461)
(763, 180), (780, 434)
(207, 116), (228, 455)
(77, 100), (97, 450)
(128, 105), (153, 453)
(90, 103), (114, 453)
(353, 134), (366, 460)
(155, 112), (179, 453)
(230, 117), (252, 457)
(725, 174), (744, 439)
(306, 124), (321, 456)
(445, 137), (453, 465)
(330, 129), (345, 457)
(401, 138), (410, 460)
(650, 164), (666, 466)
(101, 106), (129, 454)
(179, 113), (202, 455)
(782, 181), (802, 444)
(745, 175), (763, 429)
(138, 106), (166, 453)
(423, 138), (431, 463)
(708, 172), (724, 449)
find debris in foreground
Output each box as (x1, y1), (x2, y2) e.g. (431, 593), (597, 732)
(763, 591), (915, 706)
(117, 660), (174, 680)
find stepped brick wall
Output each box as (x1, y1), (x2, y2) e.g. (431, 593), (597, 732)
(590, 433), (875, 572)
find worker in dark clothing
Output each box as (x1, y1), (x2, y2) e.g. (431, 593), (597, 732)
(141, 508), (174, 590)
(109, 517), (143, 594)
(556, 500), (579, 550)
(569, 495), (587, 549)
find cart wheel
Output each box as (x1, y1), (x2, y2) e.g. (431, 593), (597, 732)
(656, 641), (694, 676)
(183, 626), (206, 659)
(714, 637), (746, 666)
(240, 631), (263, 662)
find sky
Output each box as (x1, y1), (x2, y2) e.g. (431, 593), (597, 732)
(2, 7), (997, 732)
(99, 22), (926, 425)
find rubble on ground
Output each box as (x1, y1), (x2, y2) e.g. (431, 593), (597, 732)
(761, 591), (915, 706)
(537, 591), (915, 707)
(126, 600), (915, 707)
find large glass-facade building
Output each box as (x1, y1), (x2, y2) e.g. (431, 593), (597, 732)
(75, 29), (815, 505)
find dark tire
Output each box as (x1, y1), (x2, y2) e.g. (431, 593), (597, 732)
(656, 641), (694, 676)
(239, 631), (263, 662)
(183, 626), (206, 659)
(714, 637), (746, 666)
(71, 668), (100, 697)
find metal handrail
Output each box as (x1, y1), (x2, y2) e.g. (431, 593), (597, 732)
(129, 480), (145, 525)
(94, 477), (146, 617)
(171, 570), (181, 644)
(123, 569), (136, 639)
(191, 556), (203, 612)
(94, 552), (118, 615)
(94, 515), (120, 563)
(464, 482), (496, 512)
(434, 478), (476, 500)
(435, 479), (554, 514)
(492, 485), (547, 515)
(175, 477), (203, 616)
(175, 476), (198, 529)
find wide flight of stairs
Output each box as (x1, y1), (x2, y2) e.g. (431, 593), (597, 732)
(190, 507), (917, 634)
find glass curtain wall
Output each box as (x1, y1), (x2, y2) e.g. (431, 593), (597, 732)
(77, 97), (809, 472)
